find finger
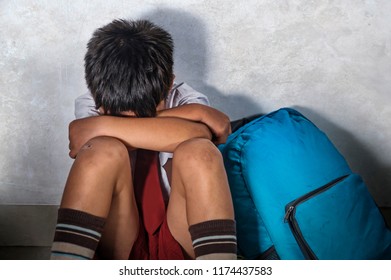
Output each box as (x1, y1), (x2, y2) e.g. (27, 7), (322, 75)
(69, 150), (76, 159)
(68, 142), (76, 158)
(213, 137), (224, 146)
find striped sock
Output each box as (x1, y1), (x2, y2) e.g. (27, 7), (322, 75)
(50, 208), (105, 260)
(189, 219), (237, 260)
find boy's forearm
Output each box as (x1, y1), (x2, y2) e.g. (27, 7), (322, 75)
(157, 104), (206, 122)
(158, 104), (231, 144)
(104, 116), (212, 152)
(69, 115), (212, 157)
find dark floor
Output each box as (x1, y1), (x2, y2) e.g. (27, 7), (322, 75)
(0, 246), (50, 260)
(0, 205), (57, 260)
(0, 205), (391, 260)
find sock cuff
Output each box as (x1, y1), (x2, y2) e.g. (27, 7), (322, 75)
(189, 219), (236, 239)
(57, 208), (106, 232)
(51, 208), (105, 260)
(188, 219), (237, 259)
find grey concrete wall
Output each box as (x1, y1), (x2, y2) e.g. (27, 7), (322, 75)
(1, 0), (390, 206)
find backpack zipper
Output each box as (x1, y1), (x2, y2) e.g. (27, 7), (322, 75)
(284, 175), (349, 259)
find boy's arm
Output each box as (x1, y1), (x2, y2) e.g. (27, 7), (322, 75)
(157, 104), (231, 144)
(68, 116), (212, 158)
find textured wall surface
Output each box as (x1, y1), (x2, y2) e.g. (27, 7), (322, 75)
(1, 0), (390, 206)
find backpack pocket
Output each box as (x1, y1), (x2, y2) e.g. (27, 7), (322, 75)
(284, 174), (391, 260)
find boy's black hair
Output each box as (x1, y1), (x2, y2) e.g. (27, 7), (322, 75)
(84, 19), (174, 117)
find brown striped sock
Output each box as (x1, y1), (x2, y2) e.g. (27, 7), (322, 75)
(50, 208), (105, 260)
(189, 219), (237, 260)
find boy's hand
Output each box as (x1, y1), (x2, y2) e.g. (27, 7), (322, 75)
(68, 117), (103, 158)
(201, 107), (231, 145)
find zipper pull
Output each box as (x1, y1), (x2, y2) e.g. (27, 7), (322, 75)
(284, 205), (294, 223)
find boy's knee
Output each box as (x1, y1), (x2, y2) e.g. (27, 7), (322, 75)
(173, 138), (222, 168)
(77, 136), (129, 164)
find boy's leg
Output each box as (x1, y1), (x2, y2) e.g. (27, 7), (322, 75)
(166, 138), (237, 260)
(51, 136), (139, 260)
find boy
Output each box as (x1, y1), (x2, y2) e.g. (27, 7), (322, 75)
(50, 19), (236, 260)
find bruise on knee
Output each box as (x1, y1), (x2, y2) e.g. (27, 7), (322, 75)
(81, 142), (93, 150)
(76, 137), (130, 163)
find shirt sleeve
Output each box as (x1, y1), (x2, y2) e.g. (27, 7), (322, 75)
(74, 93), (100, 119)
(167, 82), (210, 108)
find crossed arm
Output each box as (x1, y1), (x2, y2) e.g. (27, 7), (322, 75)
(68, 104), (231, 158)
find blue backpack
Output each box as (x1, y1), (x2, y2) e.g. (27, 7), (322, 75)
(219, 108), (391, 259)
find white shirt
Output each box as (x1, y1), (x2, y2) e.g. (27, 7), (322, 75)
(74, 82), (210, 202)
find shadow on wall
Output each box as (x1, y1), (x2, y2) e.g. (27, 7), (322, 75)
(141, 8), (263, 121)
(294, 106), (391, 206)
(139, 8), (390, 206)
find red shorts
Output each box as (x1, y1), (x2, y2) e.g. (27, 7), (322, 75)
(128, 217), (188, 260)
(130, 150), (188, 260)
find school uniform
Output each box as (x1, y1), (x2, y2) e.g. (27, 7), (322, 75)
(74, 82), (209, 259)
